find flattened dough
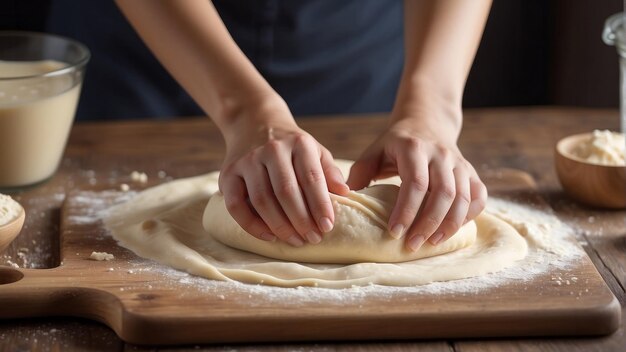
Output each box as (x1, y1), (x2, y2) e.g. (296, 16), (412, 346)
(204, 184), (476, 264)
(104, 160), (528, 288)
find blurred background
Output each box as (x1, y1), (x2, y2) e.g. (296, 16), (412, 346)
(1, 0), (622, 120)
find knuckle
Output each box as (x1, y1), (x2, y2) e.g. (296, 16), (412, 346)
(435, 143), (449, 155)
(275, 180), (298, 199)
(403, 136), (422, 150)
(398, 207), (419, 223)
(224, 197), (246, 215)
(294, 133), (308, 145)
(460, 159), (472, 170)
(405, 175), (429, 192)
(260, 142), (281, 161)
(249, 146), (264, 159)
(303, 168), (325, 186)
(238, 217), (257, 234)
(472, 197), (487, 213)
(457, 191), (472, 205)
(437, 184), (456, 200)
(220, 163), (237, 176)
(312, 199), (333, 216)
(293, 216), (312, 230)
(249, 188), (270, 207)
(479, 182), (489, 198)
(441, 217), (462, 233)
(294, 133), (312, 146)
(422, 214), (444, 230)
(244, 153), (260, 166)
(272, 221), (293, 236)
(471, 179), (488, 199)
(265, 139), (281, 153)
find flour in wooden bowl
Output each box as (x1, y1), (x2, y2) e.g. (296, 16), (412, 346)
(0, 194), (21, 227)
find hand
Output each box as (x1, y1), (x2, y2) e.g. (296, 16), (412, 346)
(218, 97), (349, 247)
(346, 113), (487, 252)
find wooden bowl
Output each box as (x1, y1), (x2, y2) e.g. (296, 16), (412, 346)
(555, 132), (626, 209)
(0, 206), (25, 254)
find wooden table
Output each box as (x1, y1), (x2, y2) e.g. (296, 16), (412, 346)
(0, 107), (624, 351)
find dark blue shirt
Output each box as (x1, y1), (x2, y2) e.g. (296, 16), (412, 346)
(46, 0), (404, 120)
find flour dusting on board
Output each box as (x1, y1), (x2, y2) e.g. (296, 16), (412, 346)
(74, 191), (585, 303)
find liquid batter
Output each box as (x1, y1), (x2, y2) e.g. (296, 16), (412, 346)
(0, 60), (81, 187)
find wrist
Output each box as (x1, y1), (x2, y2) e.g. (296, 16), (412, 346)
(389, 99), (463, 148)
(391, 78), (463, 141)
(219, 93), (297, 147)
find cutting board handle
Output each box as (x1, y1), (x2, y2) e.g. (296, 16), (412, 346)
(0, 267), (122, 327)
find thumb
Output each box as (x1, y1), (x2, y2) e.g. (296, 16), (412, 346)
(347, 155), (381, 190)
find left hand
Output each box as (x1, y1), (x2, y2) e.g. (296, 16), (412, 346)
(346, 112), (487, 252)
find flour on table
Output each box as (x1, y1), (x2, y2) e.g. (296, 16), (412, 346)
(103, 160), (531, 288)
(130, 171), (148, 184)
(89, 251), (114, 261)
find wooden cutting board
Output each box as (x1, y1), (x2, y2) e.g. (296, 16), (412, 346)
(0, 169), (620, 345)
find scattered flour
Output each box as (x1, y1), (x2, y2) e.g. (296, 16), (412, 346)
(130, 171), (148, 184)
(0, 193), (22, 226)
(89, 251), (115, 261)
(91, 194), (585, 303)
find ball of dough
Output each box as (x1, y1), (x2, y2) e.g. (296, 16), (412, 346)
(202, 183), (476, 264)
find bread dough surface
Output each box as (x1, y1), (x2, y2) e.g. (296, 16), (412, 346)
(104, 160), (528, 288)
(204, 184), (476, 264)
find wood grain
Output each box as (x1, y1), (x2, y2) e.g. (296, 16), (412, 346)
(0, 107), (624, 351)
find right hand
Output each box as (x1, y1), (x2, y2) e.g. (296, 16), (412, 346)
(218, 96), (349, 247)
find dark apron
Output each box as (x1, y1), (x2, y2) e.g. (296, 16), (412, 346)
(46, 0), (403, 121)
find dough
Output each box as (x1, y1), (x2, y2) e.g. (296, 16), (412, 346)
(204, 184), (476, 264)
(104, 160), (528, 288)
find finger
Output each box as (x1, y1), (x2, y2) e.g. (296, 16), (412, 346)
(465, 175), (488, 223)
(265, 147), (322, 245)
(429, 167), (471, 245)
(293, 136), (335, 233)
(387, 149), (429, 240)
(321, 148), (350, 196)
(243, 165), (305, 247)
(220, 175), (276, 242)
(405, 159), (456, 252)
(346, 154), (380, 190)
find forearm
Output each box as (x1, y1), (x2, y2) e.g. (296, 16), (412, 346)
(115, 0), (284, 135)
(395, 0), (491, 133)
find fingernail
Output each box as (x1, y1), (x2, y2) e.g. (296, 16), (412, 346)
(319, 217), (334, 233)
(407, 235), (426, 252)
(305, 231), (322, 244)
(389, 224), (405, 239)
(430, 232), (444, 245)
(259, 233), (277, 242)
(286, 235), (305, 247)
